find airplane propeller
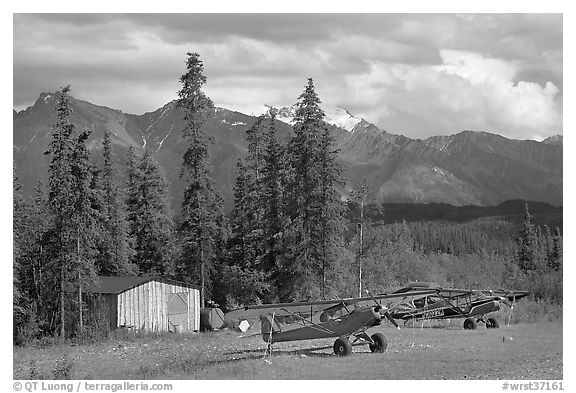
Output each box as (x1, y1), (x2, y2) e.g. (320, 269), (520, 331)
(365, 290), (401, 330)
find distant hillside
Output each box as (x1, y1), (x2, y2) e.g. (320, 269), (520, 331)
(375, 199), (562, 230)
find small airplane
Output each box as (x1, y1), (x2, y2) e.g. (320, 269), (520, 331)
(387, 283), (530, 330)
(224, 289), (434, 356)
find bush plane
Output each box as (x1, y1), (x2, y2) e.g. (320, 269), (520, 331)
(387, 283), (530, 330)
(224, 290), (433, 356)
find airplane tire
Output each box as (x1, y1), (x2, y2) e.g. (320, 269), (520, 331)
(463, 318), (477, 330)
(486, 317), (500, 329)
(369, 333), (387, 353)
(333, 337), (352, 356)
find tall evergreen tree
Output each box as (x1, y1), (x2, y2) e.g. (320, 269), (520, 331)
(46, 86), (77, 338)
(13, 172), (48, 342)
(229, 116), (268, 269)
(515, 203), (546, 272)
(97, 130), (136, 275)
(125, 145), (140, 232)
(29, 180), (50, 313)
(45, 86), (99, 337)
(13, 169), (30, 342)
(244, 115), (268, 265)
(260, 115), (287, 295)
(175, 52), (227, 306)
(225, 159), (270, 305)
(69, 129), (101, 332)
(230, 160), (251, 268)
(550, 227), (563, 271)
(315, 111), (346, 298)
(282, 78), (345, 301)
(126, 149), (175, 275)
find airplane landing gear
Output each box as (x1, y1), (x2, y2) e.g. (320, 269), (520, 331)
(486, 317), (500, 329)
(334, 337), (352, 356)
(463, 318), (478, 330)
(369, 333), (388, 353)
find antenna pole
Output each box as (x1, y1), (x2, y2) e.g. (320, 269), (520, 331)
(358, 199), (364, 298)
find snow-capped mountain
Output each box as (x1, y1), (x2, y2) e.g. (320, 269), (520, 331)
(265, 105), (296, 125)
(266, 104), (364, 133)
(324, 107), (362, 132)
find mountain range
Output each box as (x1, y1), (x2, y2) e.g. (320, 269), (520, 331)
(13, 92), (563, 211)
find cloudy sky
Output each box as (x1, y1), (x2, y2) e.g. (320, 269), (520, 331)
(13, 13), (562, 140)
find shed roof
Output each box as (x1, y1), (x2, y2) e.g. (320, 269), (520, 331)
(92, 276), (199, 294)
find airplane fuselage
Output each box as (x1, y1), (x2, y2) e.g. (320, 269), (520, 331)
(391, 298), (501, 321)
(261, 306), (381, 343)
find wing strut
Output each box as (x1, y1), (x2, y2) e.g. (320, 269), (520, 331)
(263, 311), (275, 360)
(434, 290), (469, 318)
(279, 307), (337, 336)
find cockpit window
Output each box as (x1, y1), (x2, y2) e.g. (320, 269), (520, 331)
(414, 296), (437, 308)
(319, 306), (345, 322)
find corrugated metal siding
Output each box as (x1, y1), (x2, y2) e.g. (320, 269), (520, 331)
(115, 280), (200, 332)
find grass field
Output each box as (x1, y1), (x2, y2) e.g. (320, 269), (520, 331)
(13, 321), (562, 380)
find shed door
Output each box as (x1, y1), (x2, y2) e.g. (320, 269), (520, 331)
(167, 292), (188, 332)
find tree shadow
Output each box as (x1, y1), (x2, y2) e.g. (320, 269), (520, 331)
(224, 344), (335, 359)
(223, 340), (377, 361)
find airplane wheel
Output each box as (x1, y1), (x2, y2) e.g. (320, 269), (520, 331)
(486, 317), (500, 329)
(463, 318), (477, 330)
(369, 333), (387, 353)
(333, 337), (352, 356)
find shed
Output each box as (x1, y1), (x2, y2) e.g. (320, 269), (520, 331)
(92, 276), (200, 332)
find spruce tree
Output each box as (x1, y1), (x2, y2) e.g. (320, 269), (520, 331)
(69, 129), (101, 332)
(125, 145), (140, 235)
(515, 203), (543, 272)
(46, 86), (77, 338)
(226, 159), (270, 305)
(126, 149), (175, 275)
(550, 227), (563, 271)
(176, 52), (227, 306)
(230, 116), (268, 269)
(244, 115), (268, 267)
(13, 172), (47, 342)
(97, 130), (136, 275)
(260, 114), (287, 295)
(282, 78), (345, 301)
(230, 160), (251, 268)
(13, 169), (29, 341)
(29, 180), (50, 313)
(45, 86), (99, 337)
(315, 123), (346, 298)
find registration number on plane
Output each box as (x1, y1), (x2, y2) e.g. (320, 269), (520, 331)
(421, 309), (444, 319)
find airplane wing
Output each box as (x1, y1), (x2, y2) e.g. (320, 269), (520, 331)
(355, 289), (440, 307)
(430, 287), (531, 304)
(428, 287), (531, 300)
(225, 289), (440, 320)
(225, 299), (354, 320)
(483, 290), (531, 302)
(390, 282), (438, 293)
(433, 288), (476, 298)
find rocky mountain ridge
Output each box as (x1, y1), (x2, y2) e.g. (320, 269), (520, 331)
(13, 92), (563, 210)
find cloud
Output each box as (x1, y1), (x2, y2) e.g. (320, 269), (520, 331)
(342, 50), (561, 139)
(436, 50), (561, 137)
(13, 13), (562, 140)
